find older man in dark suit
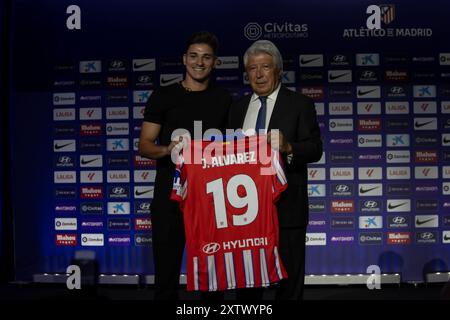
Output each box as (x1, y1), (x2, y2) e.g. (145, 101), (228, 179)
(228, 40), (322, 300)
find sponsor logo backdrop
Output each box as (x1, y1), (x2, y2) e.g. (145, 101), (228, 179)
(9, 0), (450, 281)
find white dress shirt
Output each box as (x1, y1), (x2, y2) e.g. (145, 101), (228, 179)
(242, 84), (281, 135)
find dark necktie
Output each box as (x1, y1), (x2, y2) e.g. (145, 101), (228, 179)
(255, 96), (268, 134)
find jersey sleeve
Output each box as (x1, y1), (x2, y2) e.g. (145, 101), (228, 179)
(170, 152), (188, 203)
(271, 149), (288, 202)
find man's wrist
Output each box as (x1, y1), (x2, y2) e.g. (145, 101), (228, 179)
(163, 145), (170, 156)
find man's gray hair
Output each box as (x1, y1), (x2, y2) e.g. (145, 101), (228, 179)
(243, 40), (283, 71)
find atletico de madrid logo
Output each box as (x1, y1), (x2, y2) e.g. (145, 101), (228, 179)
(380, 4), (395, 25)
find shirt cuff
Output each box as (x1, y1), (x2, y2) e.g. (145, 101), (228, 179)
(286, 153), (293, 164)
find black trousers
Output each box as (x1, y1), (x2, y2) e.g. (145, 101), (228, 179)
(276, 226), (307, 300)
(152, 202), (186, 300)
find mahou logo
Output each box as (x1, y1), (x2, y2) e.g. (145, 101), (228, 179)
(387, 232), (411, 244)
(300, 87), (324, 100)
(134, 218), (152, 231)
(56, 234), (77, 246)
(415, 151), (438, 163)
(81, 186), (103, 199)
(331, 200), (354, 213)
(80, 124), (102, 136)
(358, 119), (381, 131)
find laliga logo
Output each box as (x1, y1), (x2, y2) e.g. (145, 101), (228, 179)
(202, 242), (221, 254)
(244, 22), (263, 40)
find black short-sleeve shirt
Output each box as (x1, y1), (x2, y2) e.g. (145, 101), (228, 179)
(143, 82), (231, 206)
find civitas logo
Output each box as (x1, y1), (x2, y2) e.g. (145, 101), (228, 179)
(244, 22), (263, 40)
(134, 234), (152, 246)
(244, 22), (308, 41)
(215, 56), (239, 69)
(308, 200), (326, 213)
(80, 202), (103, 214)
(53, 93), (76, 106)
(358, 135), (382, 147)
(305, 233), (327, 246)
(359, 232), (383, 245)
(81, 234), (104, 246)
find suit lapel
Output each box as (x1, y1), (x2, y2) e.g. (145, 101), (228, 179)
(268, 86), (290, 130)
(238, 95), (252, 128)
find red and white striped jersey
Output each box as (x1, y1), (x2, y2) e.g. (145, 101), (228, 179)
(171, 135), (288, 291)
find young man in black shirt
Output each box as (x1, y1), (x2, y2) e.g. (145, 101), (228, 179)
(138, 31), (231, 300)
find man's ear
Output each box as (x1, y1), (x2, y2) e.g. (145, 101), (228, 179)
(212, 56), (218, 69)
(278, 69), (283, 82)
(182, 54), (187, 66)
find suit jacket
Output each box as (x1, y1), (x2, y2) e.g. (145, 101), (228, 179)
(228, 86), (323, 228)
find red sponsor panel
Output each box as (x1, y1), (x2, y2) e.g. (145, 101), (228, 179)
(80, 123), (102, 136)
(56, 234), (77, 246)
(134, 155), (156, 167)
(300, 87), (324, 100)
(387, 232), (411, 244)
(80, 186), (103, 199)
(415, 151), (438, 163)
(331, 200), (354, 213)
(358, 119), (382, 131)
(134, 218), (152, 231)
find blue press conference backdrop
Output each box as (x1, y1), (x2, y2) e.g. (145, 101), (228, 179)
(9, 0), (450, 281)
